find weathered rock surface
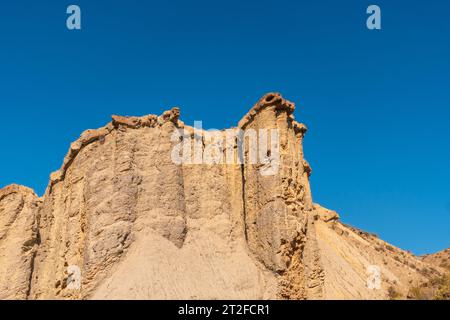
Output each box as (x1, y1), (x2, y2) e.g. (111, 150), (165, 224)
(0, 185), (40, 300)
(0, 93), (444, 300)
(313, 204), (340, 223)
(422, 248), (450, 271)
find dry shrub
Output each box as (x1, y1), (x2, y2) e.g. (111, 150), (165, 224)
(433, 274), (450, 300)
(408, 273), (450, 300)
(387, 286), (401, 300)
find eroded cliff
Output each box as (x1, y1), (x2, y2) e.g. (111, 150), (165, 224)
(0, 93), (443, 300)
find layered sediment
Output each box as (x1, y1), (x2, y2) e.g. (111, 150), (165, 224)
(0, 93), (442, 300)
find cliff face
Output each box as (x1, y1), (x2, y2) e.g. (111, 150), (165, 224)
(0, 93), (443, 300)
(0, 185), (40, 299)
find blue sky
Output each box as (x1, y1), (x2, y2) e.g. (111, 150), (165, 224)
(0, 1), (449, 255)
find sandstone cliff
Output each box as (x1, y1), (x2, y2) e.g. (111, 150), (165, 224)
(0, 93), (444, 300)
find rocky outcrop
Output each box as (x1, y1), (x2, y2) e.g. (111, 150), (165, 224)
(0, 93), (444, 300)
(422, 248), (450, 271)
(313, 204), (340, 223)
(0, 185), (40, 300)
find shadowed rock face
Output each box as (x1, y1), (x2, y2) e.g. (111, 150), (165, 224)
(0, 93), (444, 300)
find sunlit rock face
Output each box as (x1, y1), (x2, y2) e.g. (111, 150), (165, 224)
(0, 93), (441, 300)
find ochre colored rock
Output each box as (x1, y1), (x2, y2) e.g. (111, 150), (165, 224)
(314, 204), (340, 223)
(0, 93), (444, 300)
(0, 185), (40, 300)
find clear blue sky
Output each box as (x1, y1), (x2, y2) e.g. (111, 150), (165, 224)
(0, 1), (449, 255)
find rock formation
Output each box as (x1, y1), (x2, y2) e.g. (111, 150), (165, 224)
(0, 93), (445, 300)
(422, 248), (450, 271)
(0, 185), (40, 299)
